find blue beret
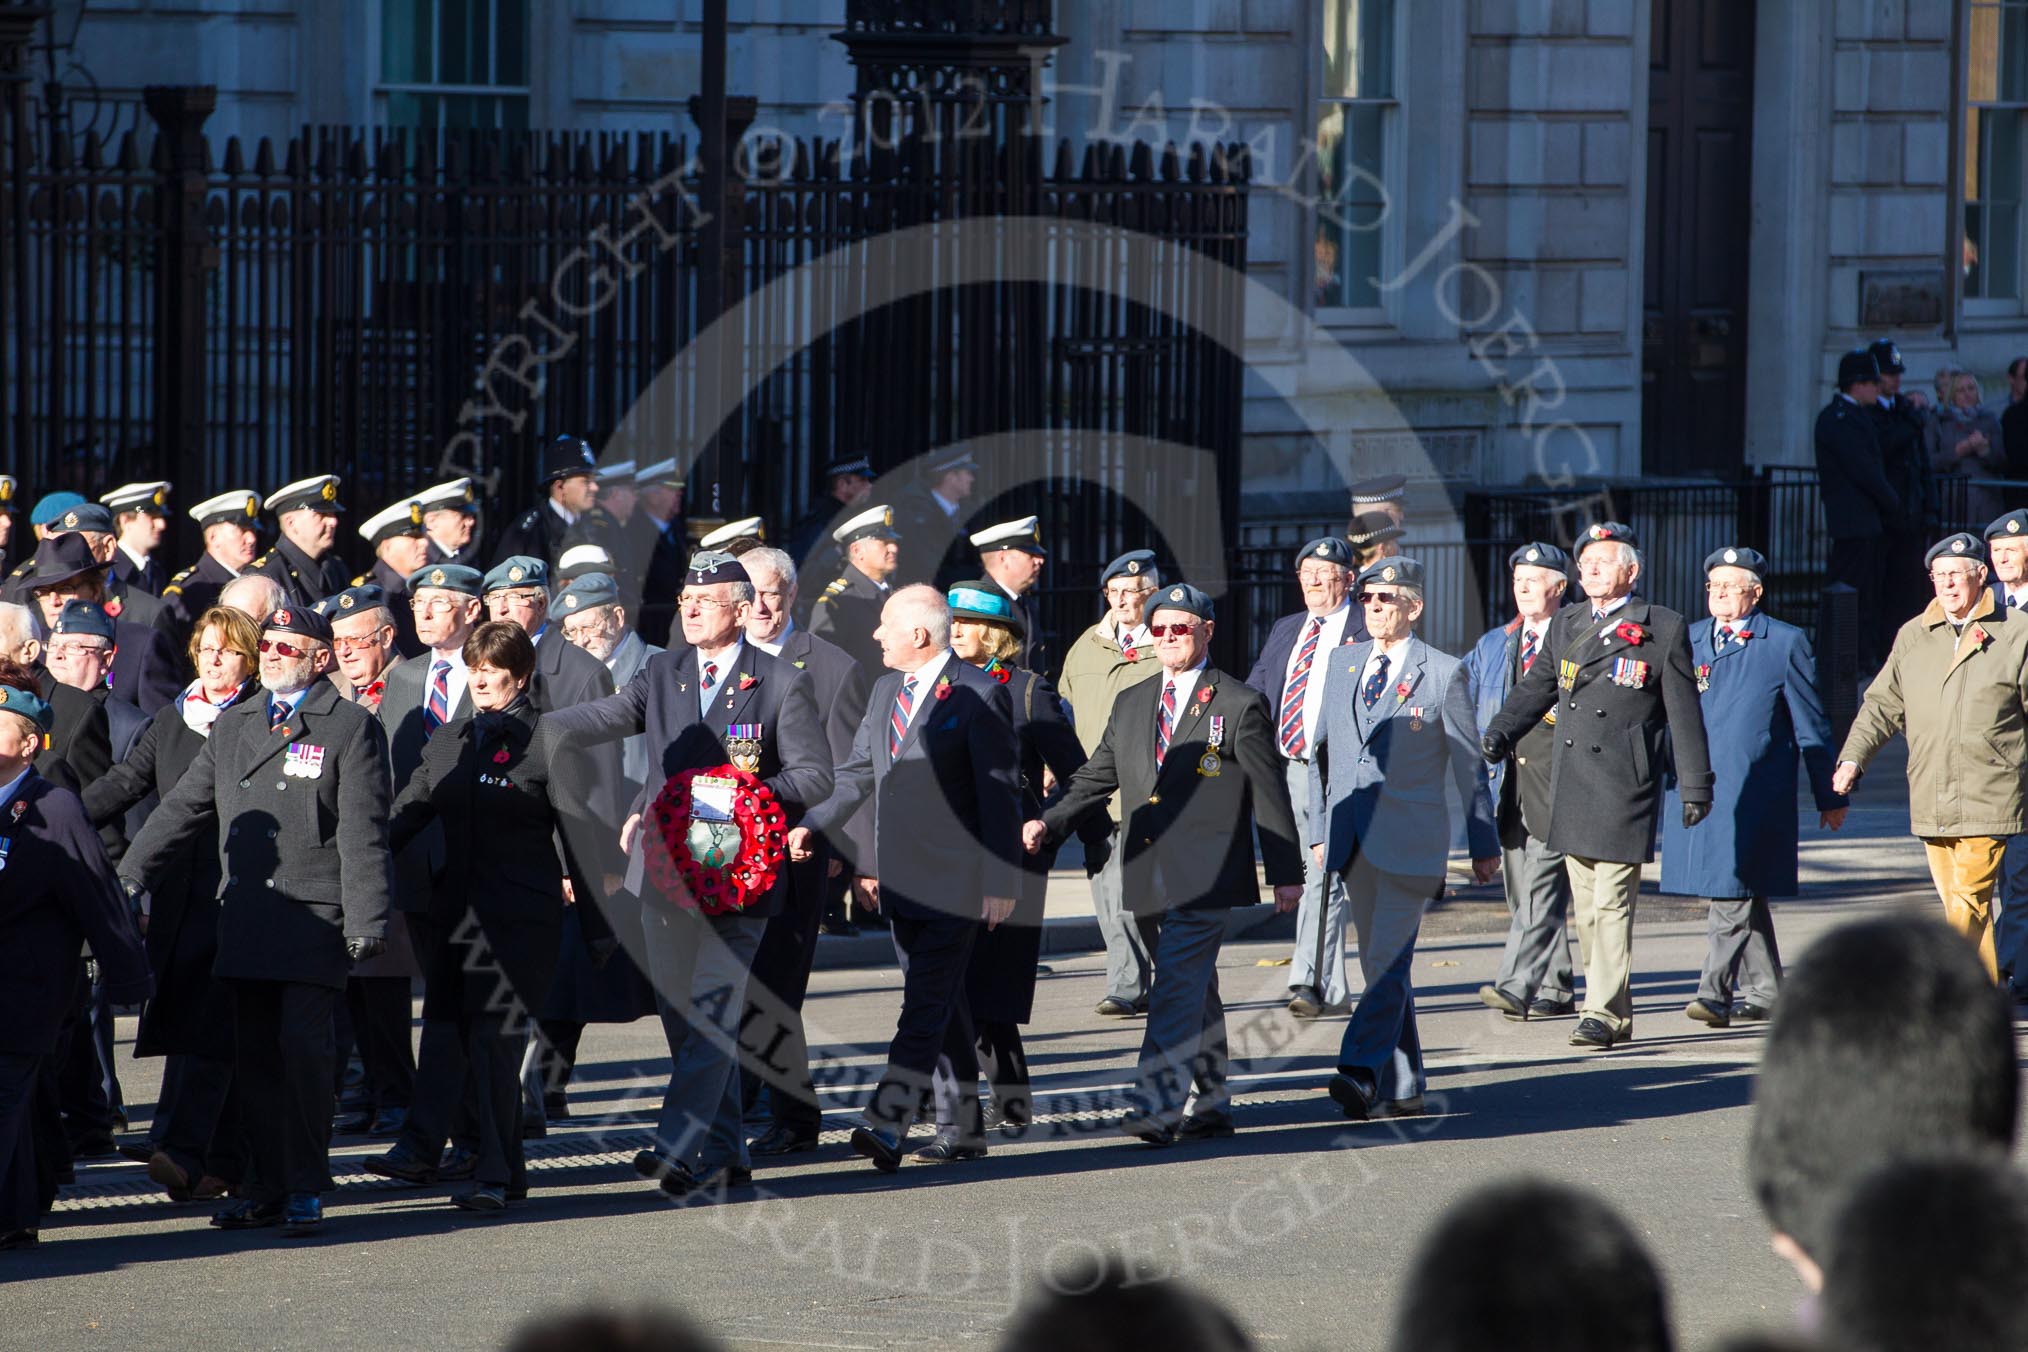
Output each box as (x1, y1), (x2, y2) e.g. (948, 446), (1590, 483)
(53, 600), (117, 642)
(0, 682), (52, 732)
(555, 572), (621, 614)
(410, 563), (484, 597)
(1703, 546), (1769, 576)
(1141, 582), (1213, 624)
(1926, 533), (1987, 569)
(1296, 537), (1354, 569)
(1101, 550), (1158, 586)
(947, 581), (1025, 636)
(1507, 541), (1570, 573)
(1987, 511), (2028, 542)
(316, 584), (388, 619)
(1356, 556), (1427, 591)
(483, 556), (549, 593)
(684, 550), (750, 588)
(265, 603), (334, 645)
(28, 492), (85, 527)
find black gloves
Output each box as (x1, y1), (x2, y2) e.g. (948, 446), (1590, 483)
(345, 936), (387, 963)
(1682, 801), (1710, 829)
(1480, 730), (1512, 764)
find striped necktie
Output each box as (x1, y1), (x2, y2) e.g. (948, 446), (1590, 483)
(887, 675), (916, 758)
(270, 697), (291, 730)
(1155, 678), (1178, 767)
(1717, 626), (1734, 647)
(1278, 618), (1322, 757)
(1520, 626), (1538, 673)
(425, 659), (450, 730)
(1362, 653), (1391, 709)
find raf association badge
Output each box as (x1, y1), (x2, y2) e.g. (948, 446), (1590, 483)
(1198, 714), (1225, 778)
(725, 724), (763, 774)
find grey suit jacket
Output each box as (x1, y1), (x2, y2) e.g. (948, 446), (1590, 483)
(1310, 637), (1499, 879)
(605, 629), (662, 793)
(379, 651), (474, 913)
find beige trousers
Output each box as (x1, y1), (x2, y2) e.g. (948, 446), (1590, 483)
(1562, 855), (1643, 1036)
(1922, 836), (2005, 984)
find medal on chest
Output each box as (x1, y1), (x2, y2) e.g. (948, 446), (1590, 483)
(1696, 662), (1712, 694)
(282, 742), (326, 779)
(1408, 706), (1424, 732)
(0, 836), (10, 872)
(725, 723), (763, 774)
(1557, 658), (1579, 692)
(1610, 657), (1650, 689)
(1198, 714), (1225, 777)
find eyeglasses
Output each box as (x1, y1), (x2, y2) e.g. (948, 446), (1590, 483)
(47, 641), (110, 660)
(411, 595), (466, 614)
(679, 593), (739, 611)
(257, 638), (311, 658)
(1146, 622), (1198, 637)
(330, 632), (390, 656)
(1704, 582), (1758, 594)
(487, 591), (545, 608)
(196, 645), (238, 663)
(1297, 570), (1343, 586)
(1931, 569), (1982, 582)
(1105, 586), (1154, 602)
(1356, 591), (1407, 606)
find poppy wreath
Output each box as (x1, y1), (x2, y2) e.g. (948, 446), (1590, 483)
(644, 765), (789, 915)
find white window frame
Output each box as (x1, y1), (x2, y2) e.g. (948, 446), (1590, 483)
(1310, 0), (1406, 331)
(1963, 0), (2028, 320)
(366, 0), (533, 133)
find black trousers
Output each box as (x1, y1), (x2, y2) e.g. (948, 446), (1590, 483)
(974, 1020), (1030, 1124)
(155, 1053), (240, 1182)
(397, 914), (480, 1161)
(0, 1054), (40, 1235)
(345, 976), (415, 1111)
(739, 848), (827, 1137)
(55, 964), (115, 1146)
(868, 911), (979, 1135)
(462, 1012), (527, 1191)
(1827, 532), (1889, 665)
(231, 979), (338, 1203)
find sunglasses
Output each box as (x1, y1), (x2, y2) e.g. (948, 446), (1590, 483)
(1356, 591), (1406, 605)
(257, 638), (310, 658)
(1146, 622), (1198, 637)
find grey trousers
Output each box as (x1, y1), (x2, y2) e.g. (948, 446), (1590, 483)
(1091, 827), (1156, 1003)
(1131, 907), (1230, 1130)
(1494, 835), (1576, 1005)
(1696, 895), (1782, 1009)
(1285, 758), (1351, 1006)
(640, 908), (767, 1175)
(1997, 833), (2028, 990)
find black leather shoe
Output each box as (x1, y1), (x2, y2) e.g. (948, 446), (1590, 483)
(1528, 997), (1578, 1019)
(665, 1163), (754, 1197)
(437, 1145), (479, 1181)
(909, 1133), (988, 1163)
(505, 1183), (529, 1203)
(542, 1093), (571, 1121)
(1735, 1003), (1774, 1022)
(368, 1107), (407, 1137)
(362, 1142), (437, 1185)
(1177, 1112), (1236, 1141)
(1117, 1112), (1177, 1146)
(818, 918), (860, 937)
(280, 1193), (321, 1236)
(0, 1228), (37, 1250)
(1094, 996), (1136, 1017)
(520, 1115), (547, 1141)
(849, 1125), (905, 1173)
(983, 1097), (1032, 1133)
(1478, 985), (1528, 1019)
(1377, 1095), (1427, 1119)
(331, 1111), (373, 1136)
(1287, 986), (1323, 1018)
(117, 1140), (157, 1164)
(1327, 1073), (1375, 1122)
(1569, 1017), (1617, 1049)
(452, 1185), (507, 1213)
(632, 1149), (679, 1183)
(211, 1199), (284, 1230)
(1684, 998), (1730, 1028)
(69, 1133), (116, 1160)
(748, 1125), (820, 1157)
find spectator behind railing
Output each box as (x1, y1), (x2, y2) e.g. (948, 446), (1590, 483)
(1928, 370), (2008, 526)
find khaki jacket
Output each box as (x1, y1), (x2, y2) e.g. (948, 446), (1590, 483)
(1057, 620), (1162, 822)
(1840, 591), (2028, 838)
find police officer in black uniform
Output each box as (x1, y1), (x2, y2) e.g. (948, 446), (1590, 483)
(632, 457), (687, 646)
(353, 497), (431, 660)
(1815, 349), (1902, 666)
(165, 490), (264, 634)
(493, 435), (599, 575)
(808, 505), (901, 674)
(250, 475), (350, 610)
(1867, 337), (1937, 626)
(787, 455), (875, 590)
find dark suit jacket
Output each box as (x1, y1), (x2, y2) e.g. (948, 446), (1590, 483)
(250, 536), (350, 608)
(162, 552), (239, 636)
(807, 566), (890, 675)
(1486, 598), (1714, 864)
(1815, 395), (1904, 539)
(804, 657), (1022, 920)
(90, 687), (154, 861)
(541, 643), (834, 921)
(774, 624), (874, 869)
(379, 650), (475, 915)
(35, 666), (111, 796)
(111, 547), (166, 597)
(111, 617), (183, 715)
(1043, 665), (1303, 913)
(0, 769), (152, 1056)
(1244, 606), (1360, 727)
(121, 677), (396, 988)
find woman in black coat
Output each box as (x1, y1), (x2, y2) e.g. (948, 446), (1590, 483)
(946, 582), (1097, 1132)
(385, 621), (613, 1212)
(82, 606), (261, 1203)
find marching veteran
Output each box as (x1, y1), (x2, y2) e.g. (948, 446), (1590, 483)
(1481, 522), (1712, 1050)
(1834, 532), (2028, 982)
(1662, 548), (1846, 1028)
(1310, 557), (1499, 1120)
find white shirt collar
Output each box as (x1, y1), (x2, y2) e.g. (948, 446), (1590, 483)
(749, 618), (795, 657)
(930, 489), (961, 519)
(697, 639), (745, 682)
(894, 649), (955, 728)
(1157, 658), (1209, 709)
(119, 542), (150, 572)
(547, 498), (578, 528)
(1591, 594), (1633, 620)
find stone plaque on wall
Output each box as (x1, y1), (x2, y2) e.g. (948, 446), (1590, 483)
(1345, 428), (1482, 481)
(1859, 270), (1945, 328)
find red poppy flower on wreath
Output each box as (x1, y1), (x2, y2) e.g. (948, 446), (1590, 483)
(642, 765), (788, 916)
(933, 674), (953, 701)
(1615, 621), (1646, 645)
(492, 747), (510, 765)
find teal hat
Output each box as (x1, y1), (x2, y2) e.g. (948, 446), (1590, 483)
(555, 572), (621, 615)
(947, 581), (1025, 637)
(315, 583), (388, 619)
(1141, 582), (1213, 625)
(1295, 537), (1353, 569)
(483, 556), (549, 594)
(29, 492), (87, 528)
(53, 600), (117, 642)
(410, 563), (484, 598)
(0, 682), (53, 732)
(1356, 556), (1427, 591)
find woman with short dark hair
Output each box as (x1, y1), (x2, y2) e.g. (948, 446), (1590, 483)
(385, 620), (615, 1211)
